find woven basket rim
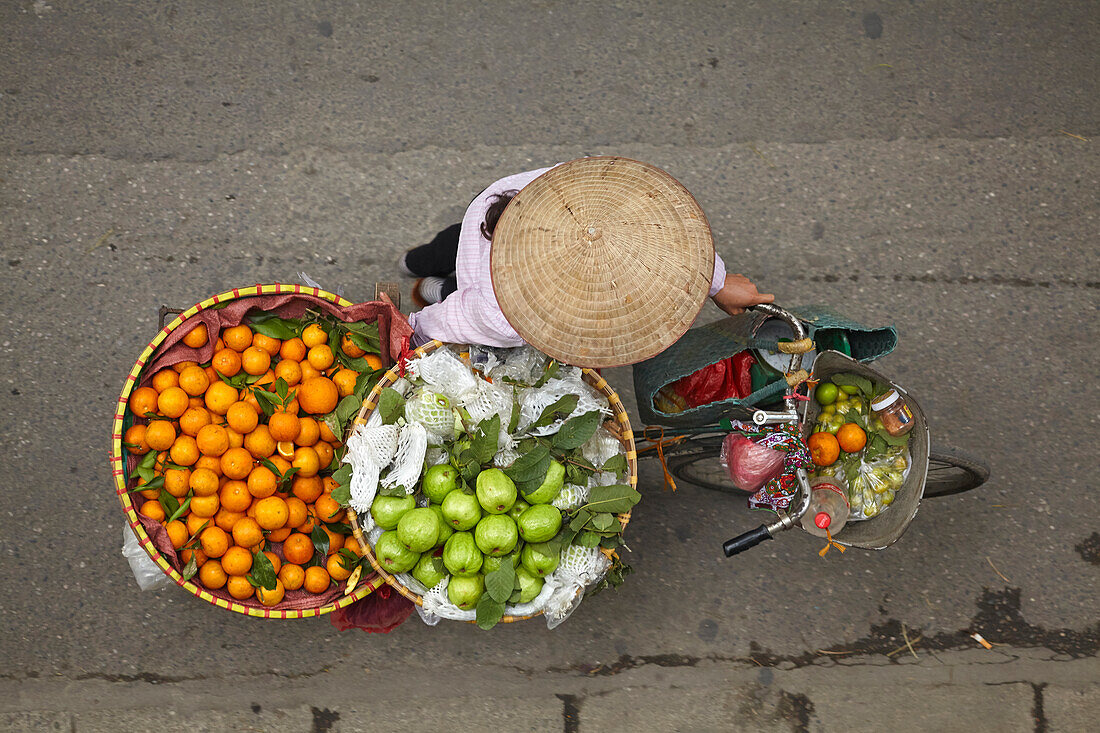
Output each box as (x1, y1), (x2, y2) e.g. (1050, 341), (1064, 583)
(110, 282), (382, 619)
(347, 340), (639, 624)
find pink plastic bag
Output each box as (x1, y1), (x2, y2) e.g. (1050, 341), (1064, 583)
(720, 432), (786, 493)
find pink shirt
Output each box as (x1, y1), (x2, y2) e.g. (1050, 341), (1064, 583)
(409, 166), (727, 347)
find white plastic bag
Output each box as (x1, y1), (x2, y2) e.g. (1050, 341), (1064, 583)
(122, 525), (171, 591)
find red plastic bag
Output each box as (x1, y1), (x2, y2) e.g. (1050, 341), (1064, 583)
(720, 432), (786, 493)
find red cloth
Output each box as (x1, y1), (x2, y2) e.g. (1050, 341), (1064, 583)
(328, 584), (416, 633)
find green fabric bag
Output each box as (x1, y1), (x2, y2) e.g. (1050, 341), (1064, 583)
(632, 305), (898, 427)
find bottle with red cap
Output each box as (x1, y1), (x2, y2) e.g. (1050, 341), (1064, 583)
(801, 475), (851, 538)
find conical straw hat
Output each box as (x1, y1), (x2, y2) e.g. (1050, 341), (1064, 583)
(490, 157), (715, 367)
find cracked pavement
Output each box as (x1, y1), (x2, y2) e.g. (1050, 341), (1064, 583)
(1, 2), (1097, 731)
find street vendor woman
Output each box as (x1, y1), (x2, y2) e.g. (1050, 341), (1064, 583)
(401, 157), (773, 368)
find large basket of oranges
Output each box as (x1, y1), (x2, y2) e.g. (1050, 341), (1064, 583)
(110, 283), (412, 618)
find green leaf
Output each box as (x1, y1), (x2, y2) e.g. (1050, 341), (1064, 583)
(159, 491), (180, 520)
(252, 388), (277, 418)
(584, 484), (641, 515)
(247, 313), (300, 340)
(275, 378), (289, 401)
(331, 483), (351, 507)
(831, 373), (875, 400)
(577, 530), (601, 547)
(332, 394), (363, 434)
(569, 508), (593, 532)
(599, 535), (621, 549)
(552, 411), (601, 450)
(181, 555), (198, 581)
(470, 414), (501, 465)
(353, 370), (384, 401)
(530, 394), (579, 430)
(485, 561), (516, 604)
(325, 521), (353, 536)
(533, 359), (560, 388)
(250, 548), (278, 591)
(508, 392), (521, 434)
(166, 495), (192, 524)
(378, 387), (406, 425)
(592, 512), (616, 531)
(504, 442), (552, 484)
(880, 431), (911, 446)
(601, 454), (628, 476)
(310, 526), (330, 557)
(379, 484), (408, 498)
(129, 450), (158, 480)
(475, 594), (506, 630)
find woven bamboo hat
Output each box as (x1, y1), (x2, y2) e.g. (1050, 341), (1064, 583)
(490, 156), (715, 367)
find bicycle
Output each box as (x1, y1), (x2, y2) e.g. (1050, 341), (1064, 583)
(631, 303), (989, 556)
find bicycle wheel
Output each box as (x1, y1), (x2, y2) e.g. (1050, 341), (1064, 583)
(923, 445), (989, 498)
(666, 435), (748, 494)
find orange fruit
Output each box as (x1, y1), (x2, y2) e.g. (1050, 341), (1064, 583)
(808, 432), (841, 467)
(189, 467), (221, 496)
(263, 550), (282, 575)
(244, 425), (277, 460)
(280, 337), (308, 362)
(247, 465), (278, 498)
(198, 559), (228, 590)
(204, 381), (239, 415)
(200, 526), (230, 558)
(221, 545), (253, 576)
(274, 397), (299, 416)
(278, 564), (305, 591)
(136, 479), (159, 501)
(268, 412), (301, 442)
(837, 423), (868, 453)
(267, 527), (292, 542)
(211, 348), (242, 377)
(282, 532), (315, 565)
(238, 387), (263, 415)
(169, 435), (200, 467)
(293, 416), (320, 447)
(341, 540), (363, 559)
(164, 467), (191, 497)
(203, 365), (219, 386)
(123, 424), (150, 454)
(322, 476), (339, 494)
(182, 322), (209, 349)
(302, 323), (328, 348)
(139, 499), (166, 522)
(191, 493), (220, 518)
(222, 325), (253, 352)
(268, 454), (292, 475)
(225, 428), (245, 449)
(165, 520), (189, 549)
(321, 526), (344, 555)
(157, 387), (189, 419)
(363, 354), (383, 371)
(256, 578), (285, 607)
(226, 575), (254, 600)
(291, 475), (323, 503)
(327, 553), (353, 581)
(153, 451), (171, 472)
(144, 421), (177, 452)
(253, 369), (277, 389)
(195, 423), (230, 457)
(340, 333), (365, 358)
(174, 360), (198, 373)
(180, 546), (207, 567)
(285, 497), (308, 528)
(177, 365), (211, 397)
(220, 447), (254, 480)
(226, 401), (259, 434)
(300, 361), (322, 381)
(179, 406), (213, 437)
(252, 333), (282, 357)
(318, 421), (338, 444)
(315, 494), (344, 523)
(214, 508), (245, 532)
(303, 566), (331, 594)
(151, 369), (179, 393)
(313, 441), (335, 470)
(297, 376), (339, 416)
(254, 496), (289, 530)
(232, 517), (264, 549)
(194, 454), (222, 475)
(306, 344), (335, 371)
(185, 513), (211, 537)
(332, 369), (359, 398)
(220, 480), (252, 513)
(241, 346), (271, 376)
(296, 510), (318, 535)
(274, 359), (303, 387)
(128, 386), (159, 418)
(276, 440), (296, 459)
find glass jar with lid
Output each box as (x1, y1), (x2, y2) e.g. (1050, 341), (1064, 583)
(870, 389), (914, 437)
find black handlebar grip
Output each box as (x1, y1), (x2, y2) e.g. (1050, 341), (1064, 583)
(723, 525), (773, 557)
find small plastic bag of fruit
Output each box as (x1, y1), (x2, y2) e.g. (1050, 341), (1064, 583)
(842, 445), (911, 520)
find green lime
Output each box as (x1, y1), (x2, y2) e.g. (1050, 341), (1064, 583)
(814, 382), (838, 405)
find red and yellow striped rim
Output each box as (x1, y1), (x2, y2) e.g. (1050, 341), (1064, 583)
(110, 283), (379, 618)
(347, 341), (639, 623)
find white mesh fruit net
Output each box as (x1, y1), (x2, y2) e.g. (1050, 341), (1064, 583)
(517, 377), (611, 436)
(404, 388), (455, 439)
(381, 422), (428, 494)
(345, 424), (400, 519)
(406, 347), (479, 402)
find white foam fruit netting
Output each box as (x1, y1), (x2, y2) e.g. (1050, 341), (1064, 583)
(342, 344), (635, 629)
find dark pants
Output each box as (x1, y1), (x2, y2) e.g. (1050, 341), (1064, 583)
(405, 224), (460, 297)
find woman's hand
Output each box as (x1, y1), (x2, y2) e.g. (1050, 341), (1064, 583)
(712, 274), (774, 315)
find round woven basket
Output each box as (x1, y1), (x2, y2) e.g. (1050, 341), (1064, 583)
(109, 283), (385, 618)
(348, 340), (639, 623)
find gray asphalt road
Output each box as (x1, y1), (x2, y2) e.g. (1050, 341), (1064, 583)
(1, 2), (1097, 731)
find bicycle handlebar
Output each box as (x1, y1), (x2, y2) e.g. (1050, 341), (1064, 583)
(722, 524), (773, 556)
